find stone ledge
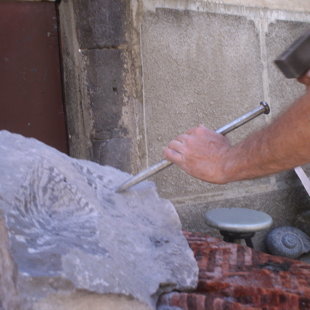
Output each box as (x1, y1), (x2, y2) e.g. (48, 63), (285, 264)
(202, 0), (310, 12)
(143, 0), (310, 13)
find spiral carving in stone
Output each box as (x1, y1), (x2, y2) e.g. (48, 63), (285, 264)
(265, 226), (310, 259)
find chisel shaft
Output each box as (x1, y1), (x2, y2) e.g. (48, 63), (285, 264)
(116, 102), (270, 193)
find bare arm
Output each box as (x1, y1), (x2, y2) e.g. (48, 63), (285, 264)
(223, 88), (310, 182)
(164, 76), (310, 184)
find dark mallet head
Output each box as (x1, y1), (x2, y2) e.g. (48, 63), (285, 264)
(275, 30), (310, 79)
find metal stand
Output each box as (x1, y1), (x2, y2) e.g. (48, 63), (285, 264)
(220, 230), (255, 248)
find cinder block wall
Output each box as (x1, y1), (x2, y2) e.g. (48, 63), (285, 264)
(59, 0), (310, 249)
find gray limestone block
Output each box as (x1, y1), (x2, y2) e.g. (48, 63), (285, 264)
(0, 211), (22, 309)
(0, 131), (198, 310)
(73, 0), (128, 49)
(32, 293), (155, 310)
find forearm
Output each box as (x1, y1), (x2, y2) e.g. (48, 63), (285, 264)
(223, 89), (310, 182)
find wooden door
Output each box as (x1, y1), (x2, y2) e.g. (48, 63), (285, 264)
(0, 1), (68, 153)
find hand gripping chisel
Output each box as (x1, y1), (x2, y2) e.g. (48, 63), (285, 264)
(115, 102), (270, 193)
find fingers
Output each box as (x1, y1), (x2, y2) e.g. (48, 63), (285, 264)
(185, 127), (197, 135)
(298, 69), (310, 86)
(164, 125), (217, 165)
(164, 135), (187, 163)
(174, 135), (185, 144)
(168, 139), (184, 149)
(164, 132), (194, 163)
(163, 146), (184, 164)
(185, 124), (206, 135)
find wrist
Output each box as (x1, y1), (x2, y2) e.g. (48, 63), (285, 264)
(219, 145), (242, 184)
(207, 145), (237, 184)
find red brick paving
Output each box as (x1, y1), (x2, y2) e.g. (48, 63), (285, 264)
(157, 231), (310, 310)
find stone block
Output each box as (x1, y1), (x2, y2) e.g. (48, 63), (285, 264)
(0, 211), (22, 309)
(58, 0), (93, 160)
(141, 8), (266, 199)
(32, 293), (155, 310)
(92, 137), (132, 173)
(84, 49), (127, 141)
(0, 130), (198, 310)
(73, 0), (128, 49)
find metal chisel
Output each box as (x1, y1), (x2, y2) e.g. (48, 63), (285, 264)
(115, 102), (270, 193)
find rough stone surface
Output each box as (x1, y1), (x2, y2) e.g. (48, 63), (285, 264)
(58, 0), (93, 160)
(33, 293), (153, 310)
(0, 211), (22, 309)
(0, 131), (198, 310)
(73, 0), (128, 49)
(83, 48), (135, 172)
(92, 137), (132, 173)
(59, 0), (145, 176)
(85, 49), (127, 141)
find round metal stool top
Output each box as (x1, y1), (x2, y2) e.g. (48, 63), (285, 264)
(205, 207), (273, 232)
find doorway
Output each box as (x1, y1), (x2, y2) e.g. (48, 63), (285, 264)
(0, 1), (68, 153)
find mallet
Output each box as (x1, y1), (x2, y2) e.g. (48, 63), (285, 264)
(274, 29), (310, 78)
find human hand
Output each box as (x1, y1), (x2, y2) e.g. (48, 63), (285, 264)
(163, 125), (231, 184)
(297, 69), (310, 88)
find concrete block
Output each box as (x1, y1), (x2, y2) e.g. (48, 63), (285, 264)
(73, 0), (128, 49)
(141, 8), (266, 199)
(149, 164), (271, 201)
(84, 49), (127, 141)
(266, 20), (310, 118)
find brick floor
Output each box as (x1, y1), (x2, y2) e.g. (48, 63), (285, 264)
(157, 231), (310, 310)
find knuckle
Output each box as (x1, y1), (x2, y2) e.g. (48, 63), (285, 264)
(168, 140), (178, 148)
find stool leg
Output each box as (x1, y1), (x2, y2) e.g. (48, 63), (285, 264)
(220, 230), (255, 248)
(245, 237), (254, 248)
(220, 231), (236, 243)
(222, 235), (235, 243)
